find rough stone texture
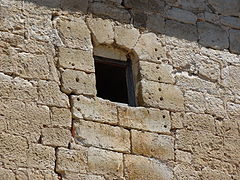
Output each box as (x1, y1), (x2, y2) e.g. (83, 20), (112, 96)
(124, 154), (174, 180)
(229, 29), (240, 54)
(166, 7), (197, 24)
(131, 130), (175, 161)
(146, 13), (165, 34)
(61, 69), (96, 95)
(51, 107), (72, 128)
(74, 120), (130, 153)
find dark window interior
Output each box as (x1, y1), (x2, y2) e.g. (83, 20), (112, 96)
(94, 56), (136, 106)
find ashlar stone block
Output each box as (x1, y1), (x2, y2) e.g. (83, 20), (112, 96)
(131, 130), (174, 161)
(0, 168), (15, 180)
(51, 107), (72, 128)
(124, 154), (173, 180)
(229, 29), (240, 54)
(166, 7), (197, 24)
(71, 95), (118, 125)
(140, 80), (184, 111)
(118, 106), (171, 133)
(61, 69), (96, 96)
(58, 47), (95, 72)
(74, 120), (130, 153)
(208, 0), (240, 16)
(88, 147), (124, 179)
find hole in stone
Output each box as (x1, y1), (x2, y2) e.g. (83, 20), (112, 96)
(76, 77), (79, 82)
(155, 48), (158, 52)
(160, 97), (164, 101)
(157, 57), (160, 60)
(163, 115), (166, 118)
(77, 108), (81, 111)
(158, 88), (162, 91)
(164, 125), (167, 128)
(156, 66), (160, 69)
(158, 77), (161, 81)
(71, 63), (75, 66)
(77, 98), (80, 101)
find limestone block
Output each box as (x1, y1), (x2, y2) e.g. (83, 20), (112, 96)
(204, 12), (220, 24)
(42, 128), (71, 147)
(165, 20), (198, 42)
(222, 66), (240, 89)
(37, 80), (69, 108)
(201, 167), (232, 180)
(71, 95), (118, 125)
(124, 154), (173, 180)
(133, 33), (166, 62)
(114, 25), (140, 50)
(220, 16), (240, 29)
(139, 61), (175, 84)
(74, 120), (130, 153)
(56, 147), (88, 174)
(57, 18), (92, 50)
(148, 0), (165, 13)
(94, 45), (127, 61)
(208, 0), (240, 16)
(132, 10), (147, 28)
(89, 2), (131, 23)
(198, 22), (229, 50)
(123, 0), (148, 11)
(0, 168), (15, 180)
(88, 147), (124, 179)
(229, 29), (240, 54)
(63, 173), (105, 180)
(174, 164), (200, 180)
(27, 144), (55, 170)
(222, 137), (240, 164)
(87, 18), (114, 45)
(118, 106), (171, 133)
(131, 130), (174, 161)
(166, 8), (197, 24)
(58, 47), (94, 72)
(61, 69), (96, 96)
(177, 0), (206, 11)
(175, 150), (192, 163)
(205, 95), (226, 118)
(170, 112), (184, 129)
(184, 90), (206, 113)
(61, 0), (88, 12)
(146, 13), (165, 34)
(51, 107), (72, 128)
(0, 133), (28, 167)
(140, 80), (184, 111)
(0, 73), (38, 101)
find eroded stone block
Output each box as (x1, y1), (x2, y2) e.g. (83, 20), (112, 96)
(229, 29), (240, 54)
(166, 7), (197, 24)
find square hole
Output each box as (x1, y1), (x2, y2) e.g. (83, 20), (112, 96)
(94, 56), (136, 106)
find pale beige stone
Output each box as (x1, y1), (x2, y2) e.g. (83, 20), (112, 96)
(74, 120), (130, 153)
(124, 154), (173, 180)
(175, 150), (192, 163)
(184, 90), (206, 113)
(205, 94), (227, 118)
(61, 69), (96, 96)
(133, 33), (166, 62)
(170, 112), (184, 129)
(37, 80), (69, 108)
(56, 147), (88, 174)
(57, 18), (92, 50)
(71, 95), (118, 125)
(0, 168), (15, 180)
(131, 130), (174, 161)
(59, 47), (94, 72)
(88, 147), (124, 179)
(27, 144), (55, 170)
(173, 164), (200, 180)
(87, 18), (114, 45)
(140, 80), (184, 111)
(201, 167), (232, 180)
(51, 107), (72, 128)
(42, 128), (71, 147)
(63, 173), (105, 180)
(139, 61), (175, 84)
(118, 106), (171, 133)
(114, 25), (140, 50)
(94, 45), (127, 61)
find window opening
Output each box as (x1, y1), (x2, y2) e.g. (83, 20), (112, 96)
(94, 56), (136, 107)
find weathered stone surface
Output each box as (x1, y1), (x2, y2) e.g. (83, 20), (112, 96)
(222, 66), (240, 89)
(88, 147), (124, 179)
(166, 7), (197, 24)
(165, 20), (198, 42)
(184, 90), (206, 113)
(42, 128), (71, 147)
(94, 45), (127, 61)
(89, 2), (131, 23)
(133, 33), (166, 62)
(200, 167), (232, 180)
(61, 69), (96, 96)
(132, 10), (147, 28)
(170, 112), (184, 129)
(87, 18), (114, 45)
(118, 106), (171, 133)
(177, 0), (206, 11)
(229, 29), (240, 54)
(175, 150), (192, 163)
(198, 22), (229, 50)
(114, 25), (140, 50)
(146, 13), (165, 34)
(124, 154), (174, 180)
(63, 173), (105, 180)
(0, 168), (15, 180)
(220, 16), (240, 29)
(51, 107), (72, 128)
(71, 95), (118, 125)
(139, 61), (175, 84)
(57, 18), (92, 50)
(131, 130), (174, 160)
(58, 47), (94, 72)
(208, 0), (240, 16)
(74, 120), (130, 152)
(37, 80), (69, 107)
(140, 80), (184, 111)
(56, 147), (88, 174)
(61, 0), (88, 12)
(205, 94), (226, 118)
(27, 144), (55, 170)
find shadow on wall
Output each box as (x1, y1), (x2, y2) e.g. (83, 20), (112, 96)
(15, 0), (240, 54)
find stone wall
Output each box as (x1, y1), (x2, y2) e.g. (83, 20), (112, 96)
(0, 0), (240, 180)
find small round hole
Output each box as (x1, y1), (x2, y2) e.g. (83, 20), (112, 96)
(76, 77), (79, 82)
(155, 48), (158, 52)
(164, 125), (167, 128)
(158, 77), (161, 81)
(156, 66), (160, 69)
(160, 97), (164, 101)
(71, 63), (75, 66)
(157, 57), (160, 60)
(77, 108), (81, 111)
(163, 115), (166, 118)
(158, 88), (162, 91)
(77, 98), (80, 101)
